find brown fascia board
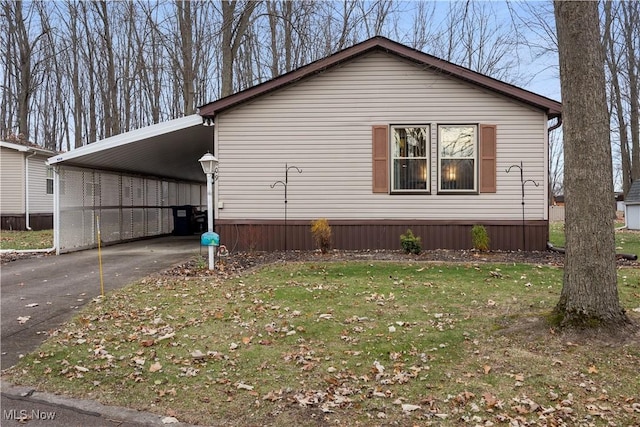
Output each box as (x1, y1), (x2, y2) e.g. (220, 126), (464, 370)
(198, 36), (562, 119)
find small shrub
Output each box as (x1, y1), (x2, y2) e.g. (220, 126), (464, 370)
(311, 218), (332, 254)
(400, 228), (422, 254)
(471, 225), (490, 251)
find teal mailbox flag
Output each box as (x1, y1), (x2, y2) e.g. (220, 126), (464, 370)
(201, 232), (219, 246)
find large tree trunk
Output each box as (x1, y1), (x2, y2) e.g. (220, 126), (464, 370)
(553, 1), (633, 331)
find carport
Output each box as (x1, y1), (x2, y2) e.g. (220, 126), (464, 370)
(47, 114), (213, 253)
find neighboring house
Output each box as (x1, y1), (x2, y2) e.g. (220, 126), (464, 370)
(0, 141), (57, 230)
(199, 36), (562, 251)
(625, 180), (640, 230)
(47, 36), (562, 253)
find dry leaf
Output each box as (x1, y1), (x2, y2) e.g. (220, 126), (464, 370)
(149, 361), (162, 372)
(237, 382), (254, 390)
(483, 392), (498, 408)
(242, 336), (252, 345)
(483, 365), (492, 374)
(588, 365), (598, 374)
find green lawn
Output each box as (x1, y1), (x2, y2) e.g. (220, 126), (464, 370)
(4, 261), (639, 426)
(549, 221), (640, 256)
(0, 229), (53, 250)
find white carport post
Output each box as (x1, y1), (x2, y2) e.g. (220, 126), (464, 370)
(51, 164), (60, 254)
(199, 153), (218, 270)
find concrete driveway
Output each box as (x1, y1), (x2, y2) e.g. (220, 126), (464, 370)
(1, 235), (202, 370)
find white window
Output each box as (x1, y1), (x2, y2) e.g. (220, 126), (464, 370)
(46, 167), (54, 194)
(391, 126), (429, 192)
(438, 125), (477, 192)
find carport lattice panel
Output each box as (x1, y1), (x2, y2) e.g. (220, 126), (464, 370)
(57, 166), (204, 252)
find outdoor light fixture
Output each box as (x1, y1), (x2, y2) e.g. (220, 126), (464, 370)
(199, 152), (218, 175)
(199, 152), (219, 270)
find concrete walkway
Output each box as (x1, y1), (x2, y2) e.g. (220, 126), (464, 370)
(1, 236), (205, 426)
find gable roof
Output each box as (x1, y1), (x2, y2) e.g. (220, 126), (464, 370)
(1, 141), (57, 156)
(198, 36), (562, 120)
(627, 180), (640, 205)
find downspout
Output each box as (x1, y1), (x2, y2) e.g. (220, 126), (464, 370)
(24, 151), (37, 230)
(548, 116), (563, 133)
(1, 161), (58, 255)
(0, 153), (60, 255)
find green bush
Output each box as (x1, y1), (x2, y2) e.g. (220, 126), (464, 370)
(310, 218), (332, 254)
(400, 228), (422, 254)
(471, 225), (490, 251)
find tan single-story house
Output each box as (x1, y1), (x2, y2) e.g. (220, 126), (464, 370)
(198, 36), (562, 251)
(47, 36), (562, 253)
(1, 141), (57, 230)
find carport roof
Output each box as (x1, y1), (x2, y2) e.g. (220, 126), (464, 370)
(47, 115), (213, 183)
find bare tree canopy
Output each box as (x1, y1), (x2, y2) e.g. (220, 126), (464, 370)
(1, 0), (634, 196)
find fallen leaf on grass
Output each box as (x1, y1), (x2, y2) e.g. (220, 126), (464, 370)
(588, 365), (598, 374)
(17, 316), (31, 324)
(401, 404), (421, 412)
(482, 392), (499, 408)
(149, 361), (162, 372)
(483, 365), (491, 374)
(236, 382), (254, 391)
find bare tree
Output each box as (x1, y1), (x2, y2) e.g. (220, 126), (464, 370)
(1, 1), (49, 141)
(221, 0), (259, 97)
(553, 0), (634, 332)
(604, 1), (640, 195)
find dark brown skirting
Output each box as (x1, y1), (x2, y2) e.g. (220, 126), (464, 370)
(214, 219), (549, 252)
(1, 214), (53, 231)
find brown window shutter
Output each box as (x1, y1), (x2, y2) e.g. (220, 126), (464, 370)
(372, 125), (389, 193)
(479, 124), (497, 193)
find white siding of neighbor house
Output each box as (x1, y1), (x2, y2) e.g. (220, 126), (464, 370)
(0, 147), (26, 213)
(27, 154), (54, 213)
(215, 51), (549, 222)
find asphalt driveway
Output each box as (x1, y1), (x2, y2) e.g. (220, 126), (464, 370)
(1, 235), (202, 370)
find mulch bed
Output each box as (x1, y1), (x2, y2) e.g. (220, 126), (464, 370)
(161, 248), (638, 278)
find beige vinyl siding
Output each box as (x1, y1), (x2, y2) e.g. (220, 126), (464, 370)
(0, 147), (26, 214)
(216, 51), (548, 222)
(26, 154), (54, 213)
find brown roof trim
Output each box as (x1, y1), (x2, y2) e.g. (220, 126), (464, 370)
(198, 36), (562, 119)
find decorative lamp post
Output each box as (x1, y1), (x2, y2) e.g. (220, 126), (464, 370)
(199, 152), (219, 270)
